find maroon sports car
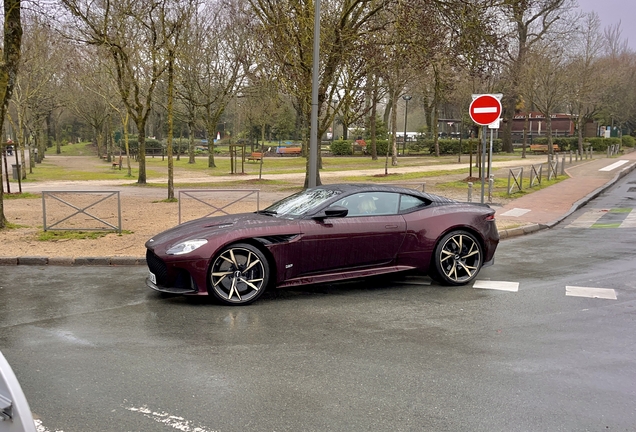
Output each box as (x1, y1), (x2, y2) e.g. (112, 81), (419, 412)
(145, 184), (499, 305)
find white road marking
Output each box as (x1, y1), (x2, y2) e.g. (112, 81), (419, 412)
(620, 209), (636, 228)
(126, 406), (217, 432)
(35, 419), (64, 432)
(565, 286), (617, 300)
(473, 280), (519, 292)
(566, 209), (608, 228)
(599, 160), (629, 171)
(500, 208), (531, 217)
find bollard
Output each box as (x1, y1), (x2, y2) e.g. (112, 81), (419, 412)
(569, 150), (572, 164)
(589, 146), (593, 159)
(467, 182), (473, 203)
(488, 175), (494, 203)
(561, 157), (565, 176)
(607, 146), (610, 157)
(422, 182), (426, 193)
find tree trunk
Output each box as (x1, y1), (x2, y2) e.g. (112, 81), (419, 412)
(166, 58), (175, 200)
(390, 89), (398, 166)
(136, 119), (147, 184)
(522, 112), (528, 158)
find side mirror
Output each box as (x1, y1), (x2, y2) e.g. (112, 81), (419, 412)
(313, 205), (348, 219)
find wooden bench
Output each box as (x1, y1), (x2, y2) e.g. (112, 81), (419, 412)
(247, 152), (263, 162)
(276, 147), (302, 156)
(529, 144), (559, 154)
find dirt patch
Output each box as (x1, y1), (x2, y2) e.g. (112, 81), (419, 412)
(1, 193), (274, 259)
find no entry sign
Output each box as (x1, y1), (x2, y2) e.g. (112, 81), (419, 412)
(469, 94), (502, 126)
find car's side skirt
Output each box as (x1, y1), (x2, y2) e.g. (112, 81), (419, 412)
(276, 265), (417, 289)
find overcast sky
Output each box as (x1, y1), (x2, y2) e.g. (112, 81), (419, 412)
(576, 0), (635, 50)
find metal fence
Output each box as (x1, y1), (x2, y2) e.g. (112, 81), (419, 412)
(178, 189), (260, 224)
(42, 191), (122, 233)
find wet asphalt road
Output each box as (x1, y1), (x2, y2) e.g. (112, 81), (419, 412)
(2, 173), (636, 431)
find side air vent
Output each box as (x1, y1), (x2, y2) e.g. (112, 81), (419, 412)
(255, 234), (298, 245)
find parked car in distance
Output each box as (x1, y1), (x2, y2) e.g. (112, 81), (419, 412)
(145, 184), (499, 305)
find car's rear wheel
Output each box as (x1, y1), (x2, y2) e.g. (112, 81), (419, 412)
(209, 243), (269, 305)
(431, 230), (482, 286)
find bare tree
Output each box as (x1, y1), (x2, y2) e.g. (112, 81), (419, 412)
(249, 0), (389, 186)
(498, 0), (576, 152)
(176, 1), (250, 169)
(59, 0), (176, 184)
(0, 0), (22, 228)
(565, 12), (604, 154)
(521, 42), (570, 154)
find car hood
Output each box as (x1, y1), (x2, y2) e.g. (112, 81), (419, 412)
(146, 213), (299, 249)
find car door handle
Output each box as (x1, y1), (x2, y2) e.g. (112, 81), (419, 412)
(385, 225), (398, 229)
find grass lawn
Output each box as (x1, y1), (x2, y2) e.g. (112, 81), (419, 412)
(9, 141), (563, 197)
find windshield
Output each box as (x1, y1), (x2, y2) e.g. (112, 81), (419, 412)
(264, 188), (342, 216)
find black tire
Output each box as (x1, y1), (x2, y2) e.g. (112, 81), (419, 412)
(431, 230), (483, 286)
(209, 243), (269, 305)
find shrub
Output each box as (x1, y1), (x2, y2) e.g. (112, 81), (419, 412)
(622, 135), (635, 147)
(425, 138), (501, 155)
(586, 137), (622, 152)
(121, 138), (162, 152)
(330, 140), (353, 156)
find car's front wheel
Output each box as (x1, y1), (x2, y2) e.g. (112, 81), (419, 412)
(209, 243), (269, 305)
(431, 230), (483, 286)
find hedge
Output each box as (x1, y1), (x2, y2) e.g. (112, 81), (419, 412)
(423, 139), (502, 155)
(330, 139), (390, 156)
(622, 135), (635, 147)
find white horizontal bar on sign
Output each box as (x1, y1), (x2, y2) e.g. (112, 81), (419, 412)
(473, 107), (498, 113)
(599, 160), (629, 171)
(565, 286), (617, 300)
(473, 280), (519, 292)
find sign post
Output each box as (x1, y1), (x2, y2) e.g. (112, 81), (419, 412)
(469, 94), (502, 203)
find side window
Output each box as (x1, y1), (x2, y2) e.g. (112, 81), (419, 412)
(399, 194), (430, 213)
(332, 192), (399, 217)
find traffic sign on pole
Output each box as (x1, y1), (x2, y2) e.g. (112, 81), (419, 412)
(469, 94), (502, 126)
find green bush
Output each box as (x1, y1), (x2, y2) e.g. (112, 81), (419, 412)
(425, 138), (501, 155)
(373, 140), (389, 156)
(330, 140), (353, 156)
(586, 137), (622, 152)
(622, 135), (635, 147)
(552, 137), (578, 151)
(121, 138), (162, 151)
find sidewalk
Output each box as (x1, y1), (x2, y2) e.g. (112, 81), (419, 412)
(493, 149), (636, 238)
(1, 149), (636, 265)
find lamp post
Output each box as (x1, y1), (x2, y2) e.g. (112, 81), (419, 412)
(402, 95), (412, 155)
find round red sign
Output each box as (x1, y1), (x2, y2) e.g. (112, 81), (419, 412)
(469, 95), (502, 126)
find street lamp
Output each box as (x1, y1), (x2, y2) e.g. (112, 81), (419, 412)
(402, 95), (412, 155)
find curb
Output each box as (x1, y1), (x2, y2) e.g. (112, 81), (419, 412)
(0, 256), (145, 266)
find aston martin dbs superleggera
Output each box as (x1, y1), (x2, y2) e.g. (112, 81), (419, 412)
(145, 184), (499, 305)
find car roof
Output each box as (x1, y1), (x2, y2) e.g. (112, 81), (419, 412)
(311, 183), (457, 204)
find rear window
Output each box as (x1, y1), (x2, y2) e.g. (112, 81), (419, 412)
(399, 194), (430, 213)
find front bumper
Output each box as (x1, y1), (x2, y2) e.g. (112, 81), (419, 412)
(145, 249), (208, 295)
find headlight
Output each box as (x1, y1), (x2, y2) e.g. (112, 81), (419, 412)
(166, 239), (208, 255)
